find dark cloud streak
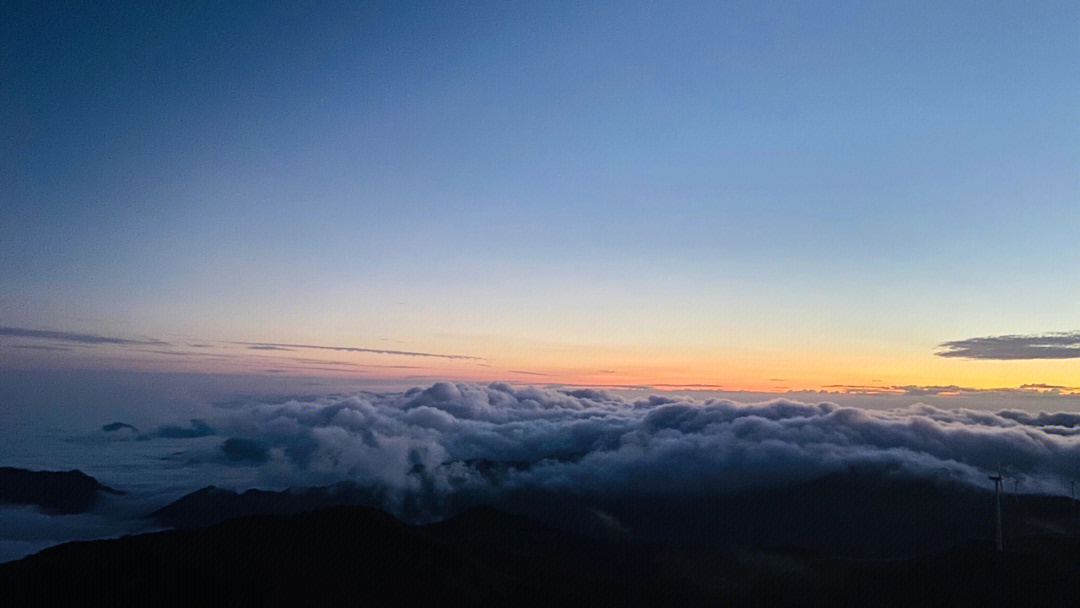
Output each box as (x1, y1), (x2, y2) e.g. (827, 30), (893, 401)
(0, 327), (485, 371)
(823, 383), (1080, 396)
(0, 327), (167, 346)
(936, 331), (1080, 359)
(233, 341), (485, 361)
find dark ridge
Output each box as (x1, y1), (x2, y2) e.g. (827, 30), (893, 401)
(495, 468), (1080, 559)
(5, 504), (1080, 607)
(149, 483), (388, 529)
(587, 469), (999, 558)
(147, 469), (1080, 559)
(0, 467), (122, 514)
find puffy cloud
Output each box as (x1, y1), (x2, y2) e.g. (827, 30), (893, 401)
(145, 382), (1080, 520)
(100, 422), (139, 439)
(220, 438), (270, 463)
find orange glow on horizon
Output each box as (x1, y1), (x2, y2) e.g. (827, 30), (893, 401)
(4, 333), (1080, 396)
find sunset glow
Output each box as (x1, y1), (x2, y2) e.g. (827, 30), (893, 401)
(3, 1), (1078, 394)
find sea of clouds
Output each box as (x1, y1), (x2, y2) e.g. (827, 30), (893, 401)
(6, 381), (1080, 561)
(120, 382), (1080, 519)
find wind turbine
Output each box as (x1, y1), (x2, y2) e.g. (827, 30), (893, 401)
(989, 468), (1003, 552)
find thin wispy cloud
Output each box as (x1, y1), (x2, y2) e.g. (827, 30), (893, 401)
(293, 358), (365, 367)
(0, 327), (167, 346)
(1, 326), (485, 367)
(823, 384), (967, 396)
(234, 341), (486, 362)
(273, 366), (369, 374)
(936, 331), (1080, 360)
(823, 383), (1080, 396)
(1021, 383), (1080, 391)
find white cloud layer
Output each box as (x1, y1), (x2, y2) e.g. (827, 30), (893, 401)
(157, 382), (1080, 519)
(6, 382), (1080, 561)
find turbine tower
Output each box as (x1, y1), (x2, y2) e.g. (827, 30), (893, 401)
(989, 470), (1003, 552)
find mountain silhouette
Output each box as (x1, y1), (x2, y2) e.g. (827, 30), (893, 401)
(148, 467), (1080, 559)
(6, 502), (1080, 606)
(149, 482), (386, 529)
(0, 467), (122, 514)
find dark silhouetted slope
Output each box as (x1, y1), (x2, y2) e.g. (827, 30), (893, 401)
(148, 483), (387, 528)
(5, 503), (1080, 607)
(4, 505), (708, 606)
(496, 468), (1080, 558)
(0, 467), (122, 513)
(148, 468), (1080, 560)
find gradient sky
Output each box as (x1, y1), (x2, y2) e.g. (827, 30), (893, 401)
(2, 1), (1078, 390)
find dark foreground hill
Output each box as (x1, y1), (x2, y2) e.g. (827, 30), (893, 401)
(149, 469), (1080, 559)
(566, 470), (1080, 558)
(149, 482), (387, 529)
(5, 503), (1080, 607)
(0, 467), (122, 513)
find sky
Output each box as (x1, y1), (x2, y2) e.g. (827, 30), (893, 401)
(2, 1), (1079, 392)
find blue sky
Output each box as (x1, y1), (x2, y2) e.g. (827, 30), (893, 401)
(2, 1), (1078, 389)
